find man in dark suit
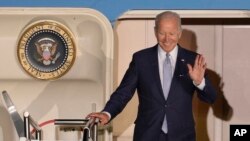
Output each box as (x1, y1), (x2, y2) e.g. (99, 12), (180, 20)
(88, 11), (216, 141)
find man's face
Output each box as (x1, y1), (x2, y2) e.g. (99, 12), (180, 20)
(155, 18), (182, 52)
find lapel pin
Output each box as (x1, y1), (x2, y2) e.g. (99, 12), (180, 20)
(179, 74), (184, 77)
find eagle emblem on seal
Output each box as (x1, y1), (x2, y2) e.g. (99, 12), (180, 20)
(35, 38), (61, 65)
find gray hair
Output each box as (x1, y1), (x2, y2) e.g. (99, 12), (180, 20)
(155, 11), (182, 31)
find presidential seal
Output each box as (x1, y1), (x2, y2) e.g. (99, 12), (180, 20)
(17, 20), (76, 80)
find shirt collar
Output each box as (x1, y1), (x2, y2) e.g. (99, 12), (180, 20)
(158, 44), (178, 60)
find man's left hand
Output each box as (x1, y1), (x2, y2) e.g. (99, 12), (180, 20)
(187, 54), (206, 85)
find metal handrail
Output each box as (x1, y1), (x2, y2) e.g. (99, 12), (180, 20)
(23, 115), (99, 141)
(23, 112), (41, 140)
(2, 91), (100, 141)
(82, 118), (99, 141)
(54, 118), (99, 141)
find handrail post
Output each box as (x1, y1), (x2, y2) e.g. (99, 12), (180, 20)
(92, 118), (99, 141)
(24, 112), (30, 140)
(23, 111), (42, 141)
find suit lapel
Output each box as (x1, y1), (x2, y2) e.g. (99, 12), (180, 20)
(150, 45), (166, 102)
(173, 47), (187, 79)
(167, 46), (188, 101)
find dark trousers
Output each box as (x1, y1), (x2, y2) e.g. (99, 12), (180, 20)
(159, 131), (168, 141)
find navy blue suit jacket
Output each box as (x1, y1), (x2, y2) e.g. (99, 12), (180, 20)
(103, 44), (216, 141)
